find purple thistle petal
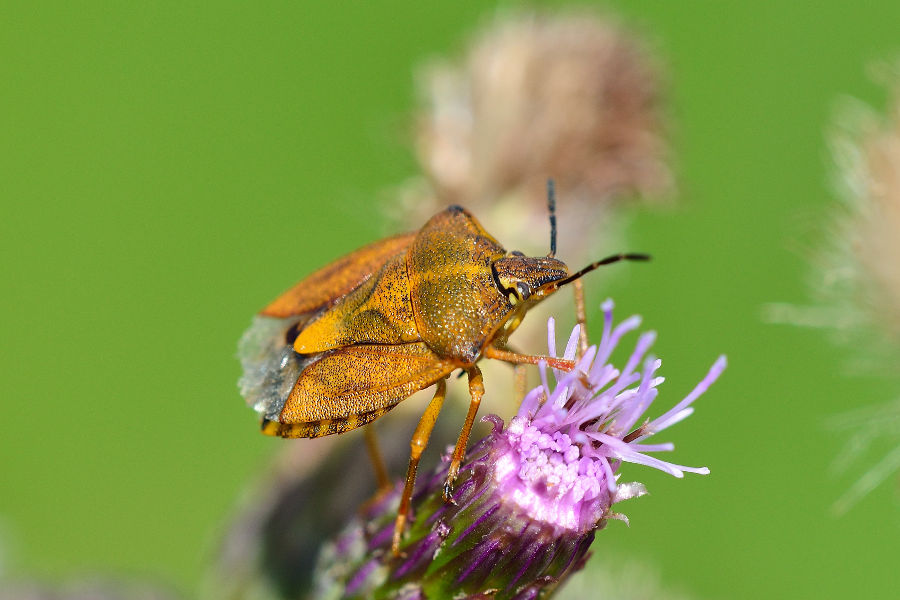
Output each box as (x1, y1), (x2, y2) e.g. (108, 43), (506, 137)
(538, 360), (552, 412)
(518, 387), (544, 421)
(628, 442), (676, 453)
(598, 454), (617, 493)
(547, 317), (558, 359)
(564, 324), (582, 361)
(645, 355), (727, 435)
(615, 357), (662, 434)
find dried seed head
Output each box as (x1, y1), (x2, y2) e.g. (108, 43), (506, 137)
(815, 69), (900, 512)
(396, 11), (671, 259)
(829, 76), (900, 348)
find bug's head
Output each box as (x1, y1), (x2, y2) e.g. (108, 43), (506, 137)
(491, 252), (570, 308)
(492, 250), (651, 307)
(490, 181), (649, 337)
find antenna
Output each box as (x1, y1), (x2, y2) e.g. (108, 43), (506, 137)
(552, 253), (651, 289)
(547, 179), (557, 258)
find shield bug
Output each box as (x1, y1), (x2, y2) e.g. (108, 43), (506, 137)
(239, 193), (647, 554)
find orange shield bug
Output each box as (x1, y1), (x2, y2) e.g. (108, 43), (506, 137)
(239, 189), (647, 554)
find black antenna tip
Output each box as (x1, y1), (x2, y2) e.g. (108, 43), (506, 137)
(595, 252), (652, 266)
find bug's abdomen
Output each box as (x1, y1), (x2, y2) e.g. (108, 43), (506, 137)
(261, 405), (395, 438)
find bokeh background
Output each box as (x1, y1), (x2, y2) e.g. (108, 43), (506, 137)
(2, 2), (899, 598)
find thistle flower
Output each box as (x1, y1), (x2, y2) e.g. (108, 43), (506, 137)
(312, 301), (725, 599)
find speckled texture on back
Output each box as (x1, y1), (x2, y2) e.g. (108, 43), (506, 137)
(408, 206), (515, 364)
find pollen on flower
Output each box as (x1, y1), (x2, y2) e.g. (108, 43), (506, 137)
(490, 300), (725, 534)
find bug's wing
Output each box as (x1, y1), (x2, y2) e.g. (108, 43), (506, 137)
(261, 232), (416, 318)
(291, 251), (420, 353)
(269, 342), (455, 438)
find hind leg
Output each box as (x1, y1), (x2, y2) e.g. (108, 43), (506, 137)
(392, 378), (447, 556)
(442, 366), (485, 503)
(364, 426), (391, 492)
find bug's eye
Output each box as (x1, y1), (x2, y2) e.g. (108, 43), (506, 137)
(516, 281), (532, 300)
(507, 281), (531, 305)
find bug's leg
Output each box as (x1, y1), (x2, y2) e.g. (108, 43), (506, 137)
(443, 365), (484, 503)
(392, 378), (447, 556)
(572, 278), (589, 359)
(513, 363), (527, 404)
(364, 425), (392, 492)
(483, 346), (575, 372)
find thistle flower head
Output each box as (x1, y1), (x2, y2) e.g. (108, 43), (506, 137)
(494, 300), (723, 535)
(312, 302), (725, 599)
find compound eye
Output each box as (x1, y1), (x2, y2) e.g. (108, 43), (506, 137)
(516, 281), (532, 300)
(507, 281), (531, 305)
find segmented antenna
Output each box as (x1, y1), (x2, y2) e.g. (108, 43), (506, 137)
(552, 253), (651, 290)
(547, 179), (557, 258)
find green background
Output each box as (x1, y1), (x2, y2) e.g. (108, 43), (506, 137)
(2, 1), (899, 598)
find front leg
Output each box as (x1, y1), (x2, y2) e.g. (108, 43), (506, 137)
(483, 345), (575, 371)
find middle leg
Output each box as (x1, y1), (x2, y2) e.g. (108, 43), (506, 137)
(572, 278), (589, 359)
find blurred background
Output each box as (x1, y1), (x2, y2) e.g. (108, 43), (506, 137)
(2, 1), (899, 598)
